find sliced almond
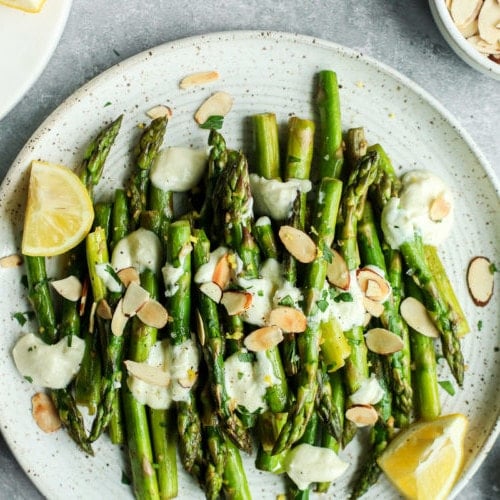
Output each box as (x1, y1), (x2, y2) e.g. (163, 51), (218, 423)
(146, 105), (173, 120)
(195, 309), (206, 346)
(194, 91), (233, 125)
(467, 34), (500, 53)
(123, 281), (150, 316)
(0, 254), (22, 268)
(88, 301), (97, 334)
(221, 290), (252, 315)
(363, 296), (385, 318)
(111, 298), (129, 336)
(365, 327), (404, 355)
(117, 266), (141, 287)
(451, 0), (483, 28)
(278, 225), (317, 264)
(50, 275), (83, 302)
(199, 281), (223, 303)
(124, 359), (171, 387)
(400, 297), (440, 338)
(142, 456), (154, 477)
(429, 194), (451, 222)
(137, 299), (169, 329)
(345, 404), (378, 427)
(458, 17), (479, 37)
(79, 278), (89, 316)
(178, 368), (198, 389)
(267, 306), (307, 333)
(326, 249), (350, 290)
(244, 325), (284, 352)
(179, 70), (220, 89)
(478, 0), (500, 44)
(467, 256), (495, 306)
(357, 267), (391, 302)
(212, 253), (232, 290)
(96, 299), (113, 320)
(32, 392), (61, 433)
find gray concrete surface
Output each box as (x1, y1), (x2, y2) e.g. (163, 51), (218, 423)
(0, 1), (498, 498)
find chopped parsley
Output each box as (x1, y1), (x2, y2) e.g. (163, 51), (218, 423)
(334, 292), (353, 303)
(489, 262), (498, 274)
(477, 320), (483, 331)
(438, 380), (455, 396)
(278, 295), (295, 308)
(24, 376), (33, 383)
(11, 311), (34, 326)
(199, 115), (224, 130)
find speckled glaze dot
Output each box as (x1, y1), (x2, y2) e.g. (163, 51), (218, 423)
(0, 31), (498, 500)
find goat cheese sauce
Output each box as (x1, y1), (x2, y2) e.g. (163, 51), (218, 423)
(285, 443), (350, 490)
(127, 337), (200, 409)
(381, 170), (454, 249)
(249, 174), (312, 220)
(111, 228), (162, 274)
(12, 333), (85, 389)
(224, 350), (279, 413)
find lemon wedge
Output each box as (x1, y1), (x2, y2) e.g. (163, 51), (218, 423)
(378, 413), (468, 500)
(0, 0), (46, 13)
(21, 160), (94, 256)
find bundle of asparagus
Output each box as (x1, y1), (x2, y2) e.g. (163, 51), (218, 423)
(17, 69), (468, 500)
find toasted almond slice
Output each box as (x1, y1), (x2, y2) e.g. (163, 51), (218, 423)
(194, 91), (233, 125)
(0, 254), (22, 268)
(123, 281), (150, 316)
(212, 253), (232, 290)
(278, 225), (317, 263)
(365, 328), (404, 355)
(96, 298), (113, 320)
(124, 360), (170, 387)
(458, 17), (479, 37)
(326, 249), (350, 290)
(200, 281), (223, 303)
(357, 267), (391, 302)
(137, 299), (169, 328)
(400, 297), (440, 338)
(179, 70), (220, 89)
(117, 266), (141, 287)
(178, 368), (198, 389)
(89, 301), (97, 334)
(195, 309), (206, 346)
(32, 392), (61, 433)
(345, 404), (378, 427)
(221, 290), (252, 315)
(50, 275), (83, 302)
(467, 34), (500, 53)
(111, 298), (129, 336)
(79, 278), (89, 316)
(146, 105), (173, 120)
(268, 306), (307, 333)
(363, 296), (385, 318)
(429, 194), (452, 221)
(451, 0), (483, 28)
(478, 0), (500, 44)
(467, 256), (495, 306)
(244, 325), (284, 352)
(142, 456), (154, 477)
(362, 312), (372, 327)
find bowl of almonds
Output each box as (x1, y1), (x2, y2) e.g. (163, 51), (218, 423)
(429, 0), (500, 79)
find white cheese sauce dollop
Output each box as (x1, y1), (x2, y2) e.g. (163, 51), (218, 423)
(381, 169), (454, 249)
(111, 228), (162, 274)
(349, 374), (385, 406)
(249, 174), (312, 221)
(150, 147), (207, 192)
(12, 333), (85, 389)
(284, 443), (350, 491)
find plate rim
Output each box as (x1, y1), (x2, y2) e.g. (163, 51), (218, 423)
(0, 29), (498, 498)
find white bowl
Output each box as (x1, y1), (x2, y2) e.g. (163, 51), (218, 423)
(429, 0), (500, 80)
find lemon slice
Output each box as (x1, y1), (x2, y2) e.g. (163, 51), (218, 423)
(378, 413), (468, 500)
(21, 160), (94, 256)
(0, 0), (46, 13)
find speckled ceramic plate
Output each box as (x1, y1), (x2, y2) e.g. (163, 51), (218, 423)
(0, 0), (72, 120)
(0, 31), (498, 500)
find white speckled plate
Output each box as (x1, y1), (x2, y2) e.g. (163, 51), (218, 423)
(0, 0), (72, 121)
(0, 31), (498, 500)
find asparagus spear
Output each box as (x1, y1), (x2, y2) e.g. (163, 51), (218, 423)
(127, 116), (167, 228)
(192, 228), (252, 452)
(315, 70), (344, 180)
(252, 112), (281, 180)
(273, 177), (343, 453)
